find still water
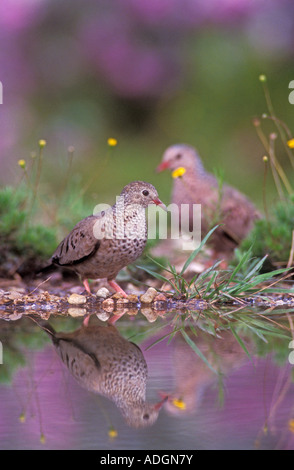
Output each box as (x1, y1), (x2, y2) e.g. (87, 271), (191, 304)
(0, 308), (293, 450)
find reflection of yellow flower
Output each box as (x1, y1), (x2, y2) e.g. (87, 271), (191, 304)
(18, 159), (26, 169)
(40, 433), (46, 444)
(38, 139), (47, 147)
(287, 139), (294, 149)
(172, 167), (186, 179)
(107, 138), (117, 147)
(288, 418), (294, 433)
(108, 428), (118, 438)
(172, 398), (186, 410)
(19, 412), (26, 423)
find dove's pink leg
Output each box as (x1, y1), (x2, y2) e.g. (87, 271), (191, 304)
(83, 279), (92, 294)
(108, 280), (128, 298)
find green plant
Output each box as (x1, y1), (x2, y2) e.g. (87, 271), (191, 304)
(137, 225), (293, 302)
(239, 194), (294, 266)
(240, 75), (294, 266)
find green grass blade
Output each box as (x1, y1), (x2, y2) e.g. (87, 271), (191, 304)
(180, 225), (220, 276)
(229, 325), (253, 362)
(135, 265), (171, 284)
(181, 329), (218, 374)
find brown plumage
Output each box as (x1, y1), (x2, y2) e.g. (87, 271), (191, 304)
(38, 320), (167, 428)
(157, 144), (260, 258)
(41, 181), (166, 296)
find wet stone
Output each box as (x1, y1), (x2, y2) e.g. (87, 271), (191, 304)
(96, 287), (110, 298)
(127, 294), (139, 304)
(68, 307), (87, 317)
(67, 293), (87, 305)
(102, 298), (115, 312)
(140, 287), (158, 304)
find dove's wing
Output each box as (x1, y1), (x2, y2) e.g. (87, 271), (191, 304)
(51, 215), (103, 267)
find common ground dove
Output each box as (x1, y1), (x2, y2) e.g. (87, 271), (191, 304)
(36, 319), (167, 428)
(41, 181), (166, 296)
(157, 144), (260, 257)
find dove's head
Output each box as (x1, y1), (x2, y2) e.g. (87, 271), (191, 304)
(120, 181), (167, 211)
(156, 144), (204, 175)
(122, 396), (168, 428)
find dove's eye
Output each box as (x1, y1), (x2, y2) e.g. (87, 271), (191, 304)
(142, 190), (149, 196)
(175, 153), (182, 160)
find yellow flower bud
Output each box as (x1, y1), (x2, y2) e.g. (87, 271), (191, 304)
(172, 167), (186, 179)
(288, 418), (294, 433)
(172, 398), (186, 410)
(18, 159), (26, 169)
(38, 139), (47, 148)
(108, 428), (118, 438)
(19, 412), (26, 423)
(287, 138), (294, 149)
(262, 155), (268, 162)
(107, 138), (118, 147)
(259, 74), (267, 82)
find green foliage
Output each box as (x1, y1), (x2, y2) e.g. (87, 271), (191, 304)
(138, 225), (293, 301)
(240, 194), (294, 264)
(0, 185), (57, 275)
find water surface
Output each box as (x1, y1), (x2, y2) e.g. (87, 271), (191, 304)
(0, 307), (293, 450)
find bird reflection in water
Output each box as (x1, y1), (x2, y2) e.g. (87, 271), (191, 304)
(36, 317), (167, 428)
(161, 328), (248, 416)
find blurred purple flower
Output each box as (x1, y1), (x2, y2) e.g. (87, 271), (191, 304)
(81, 16), (182, 98)
(0, 0), (45, 31)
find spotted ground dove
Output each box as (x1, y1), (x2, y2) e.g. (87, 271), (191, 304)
(41, 181), (166, 296)
(37, 319), (167, 428)
(157, 144), (260, 257)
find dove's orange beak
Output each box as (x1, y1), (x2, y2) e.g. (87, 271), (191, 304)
(152, 198), (168, 212)
(153, 395), (168, 411)
(156, 161), (170, 172)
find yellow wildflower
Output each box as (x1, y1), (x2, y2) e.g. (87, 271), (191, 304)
(288, 418), (294, 433)
(18, 159), (26, 169)
(38, 139), (47, 147)
(107, 138), (118, 147)
(287, 138), (294, 149)
(259, 74), (267, 82)
(262, 155), (268, 162)
(172, 167), (186, 179)
(172, 398), (186, 410)
(19, 412), (26, 423)
(108, 427), (118, 438)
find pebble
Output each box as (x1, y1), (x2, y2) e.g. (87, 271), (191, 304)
(102, 298), (115, 312)
(68, 307), (87, 317)
(96, 287), (110, 298)
(96, 311), (110, 322)
(67, 293), (87, 305)
(112, 292), (125, 300)
(127, 294), (139, 304)
(127, 308), (138, 316)
(141, 307), (158, 322)
(6, 290), (23, 300)
(154, 293), (167, 302)
(140, 287), (158, 304)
